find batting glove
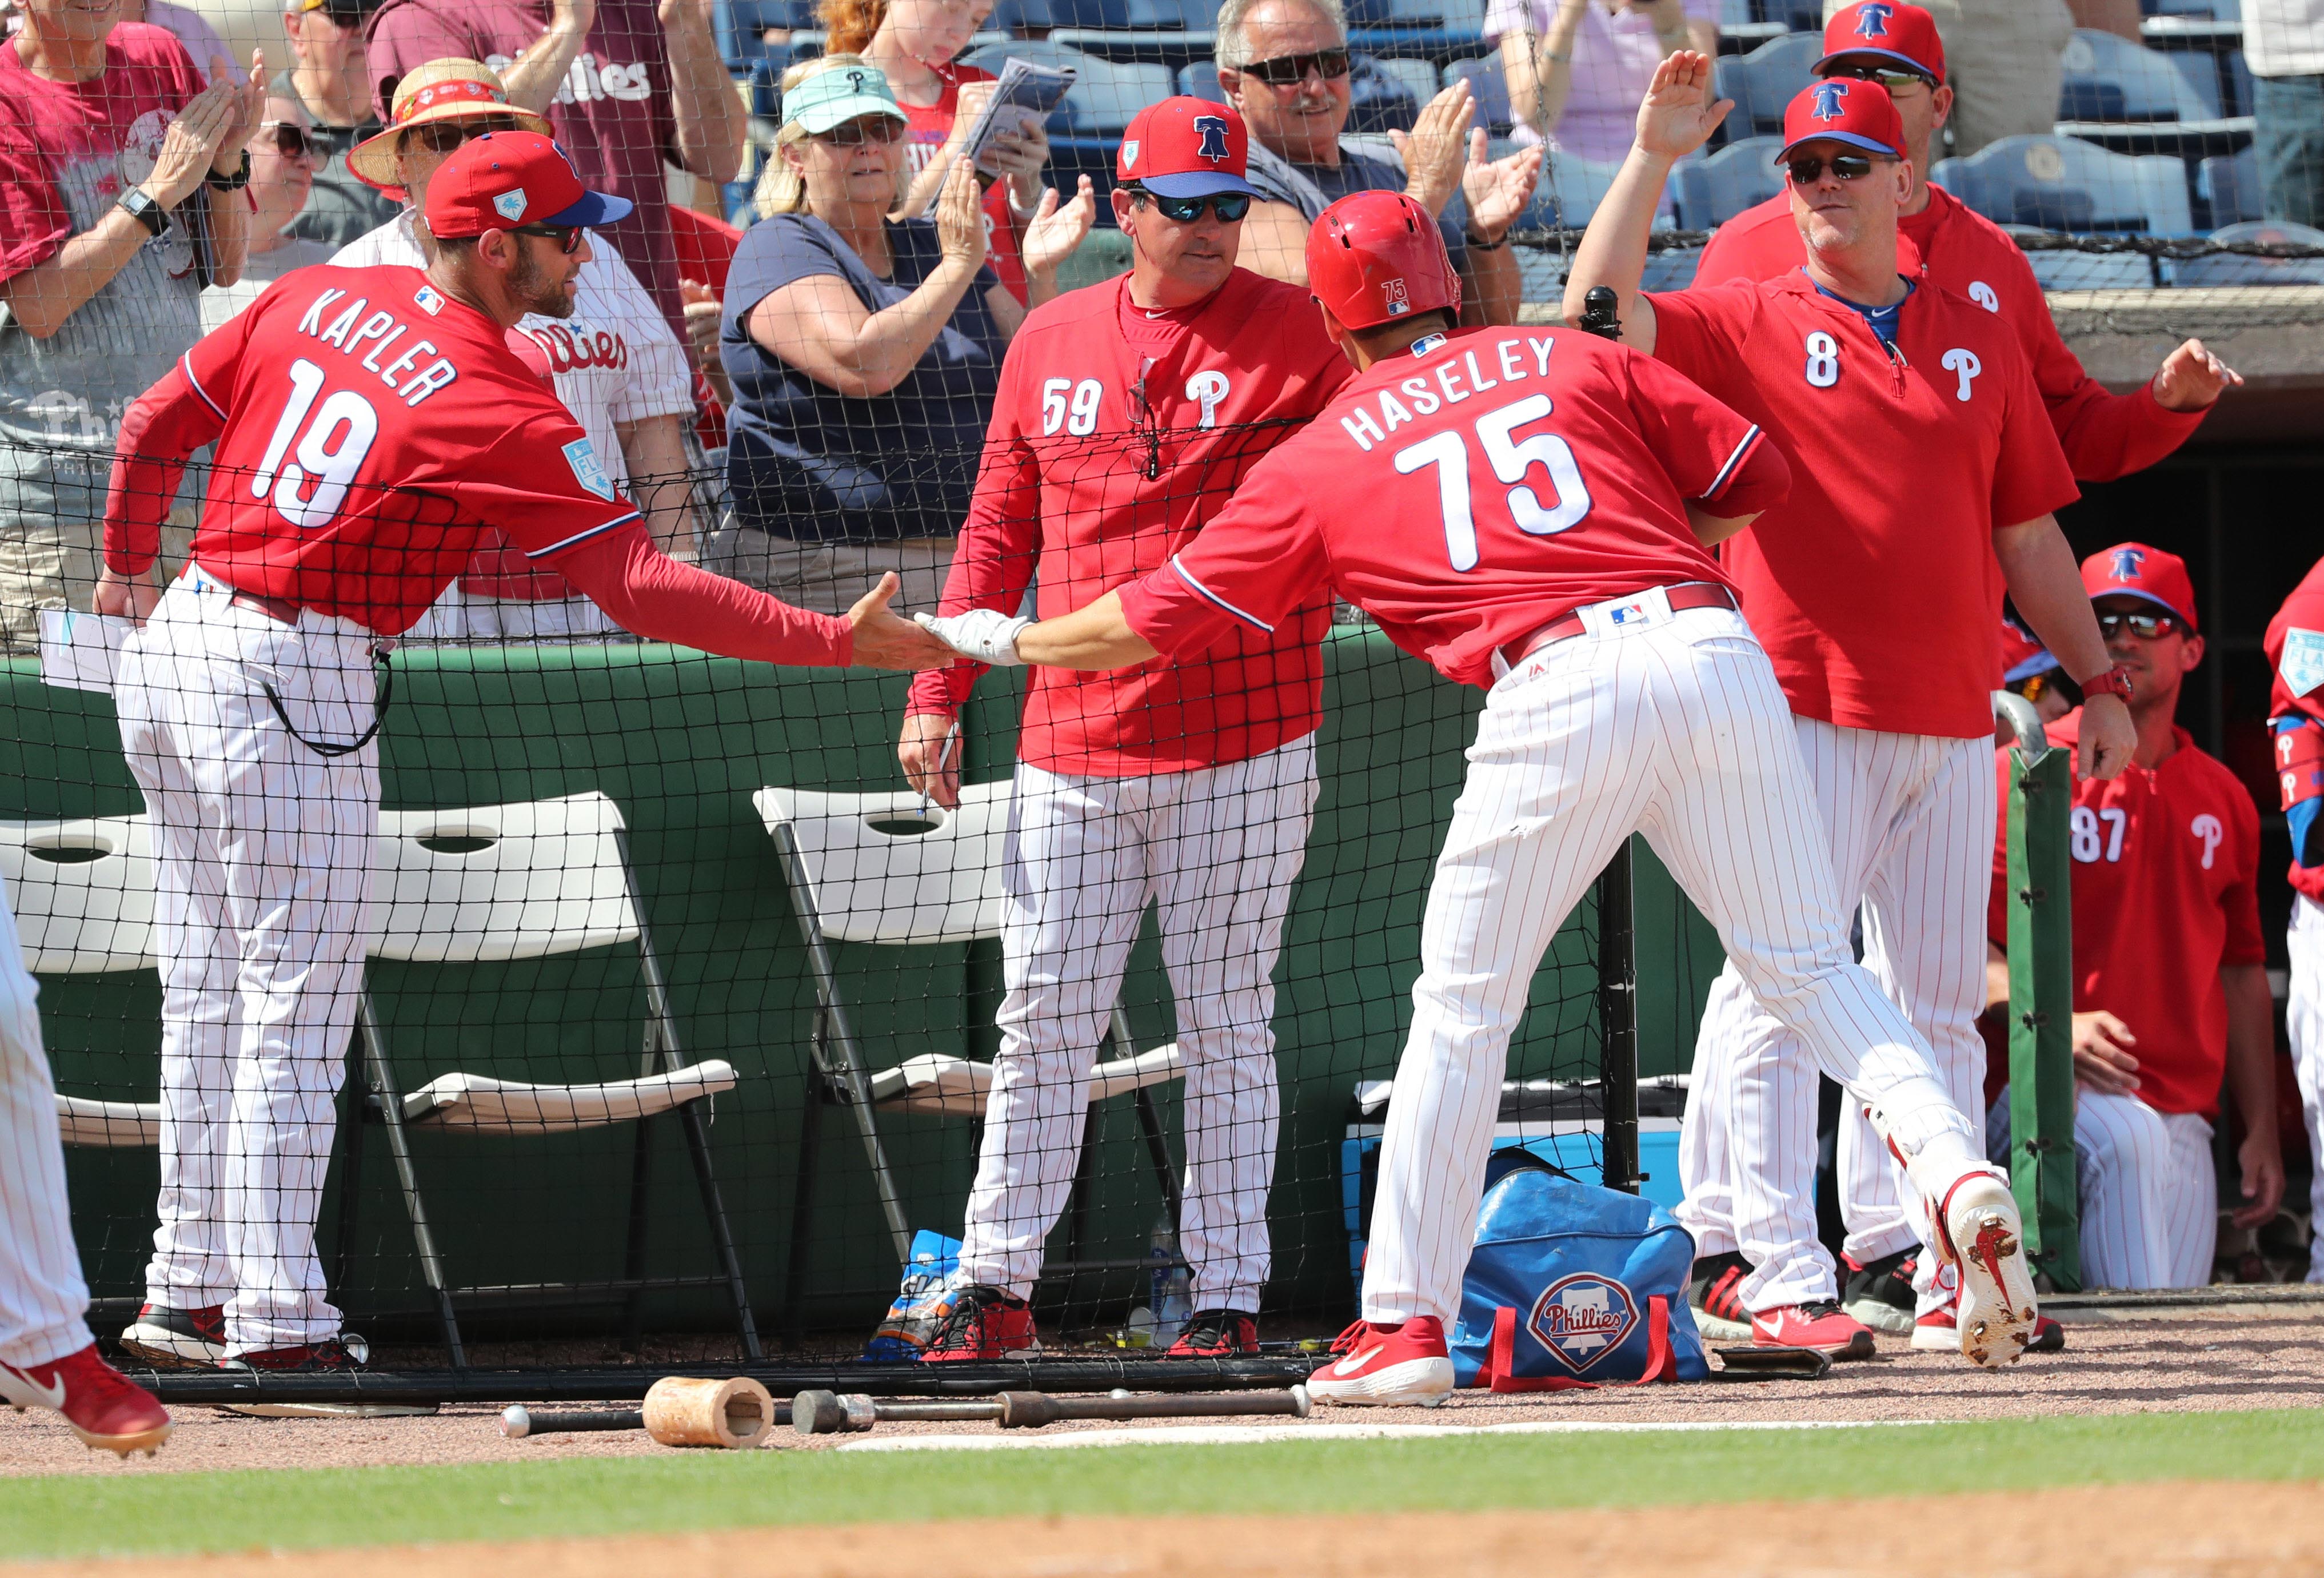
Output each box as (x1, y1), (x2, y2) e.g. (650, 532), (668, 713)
(915, 609), (1031, 667)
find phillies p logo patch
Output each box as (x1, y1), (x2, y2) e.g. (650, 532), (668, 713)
(1810, 81), (1850, 121)
(1195, 115), (1231, 162)
(1526, 1273), (1639, 1374)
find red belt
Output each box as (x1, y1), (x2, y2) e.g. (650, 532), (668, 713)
(1496, 582), (1740, 673)
(188, 567), (301, 625)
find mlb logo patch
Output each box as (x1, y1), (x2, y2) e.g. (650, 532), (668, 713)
(1607, 600), (1650, 625)
(494, 188), (529, 222)
(563, 437), (614, 501)
(413, 285), (445, 316)
(1526, 1273), (1639, 1374)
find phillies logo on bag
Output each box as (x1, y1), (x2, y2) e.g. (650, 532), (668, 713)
(1526, 1273), (1639, 1374)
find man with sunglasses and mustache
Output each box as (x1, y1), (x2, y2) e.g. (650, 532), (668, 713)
(274, 0), (400, 249)
(1982, 544), (2280, 1293)
(1696, 4), (2239, 485)
(1566, 56), (2134, 1358)
(94, 131), (951, 1375)
(897, 98), (1352, 1364)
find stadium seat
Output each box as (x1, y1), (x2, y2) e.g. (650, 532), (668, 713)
(1443, 54), (1514, 136)
(1998, 225), (2158, 292)
(1064, 58), (1176, 134)
(1674, 134), (1784, 229)
(1712, 31), (1818, 141)
(2057, 28), (2220, 122)
(1930, 134), (2195, 236)
(754, 783), (1185, 1332)
(1376, 53), (1443, 114)
(717, 0), (817, 67)
(1176, 59), (1228, 102)
(2170, 220), (2324, 286)
(996, 0), (1131, 30)
(2198, 146), (2261, 227)
(1055, 223), (1133, 290)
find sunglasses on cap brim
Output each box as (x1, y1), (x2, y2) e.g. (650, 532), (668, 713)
(1129, 186), (1252, 223)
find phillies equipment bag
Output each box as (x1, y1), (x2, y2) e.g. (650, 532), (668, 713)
(1448, 1155), (1708, 1389)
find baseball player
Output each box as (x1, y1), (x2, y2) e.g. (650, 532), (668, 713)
(1563, 57), (2134, 1354)
(918, 190), (2040, 1404)
(94, 132), (948, 1373)
(1985, 544), (2280, 1293)
(2269, 555), (2324, 1282)
(897, 98), (1352, 1362)
(0, 872), (174, 1455)
(1698, 3), (2241, 485)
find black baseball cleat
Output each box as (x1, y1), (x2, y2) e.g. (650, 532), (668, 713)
(1842, 1248), (1920, 1336)
(1166, 1309), (1260, 1357)
(118, 1304), (227, 1370)
(1688, 1250), (1754, 1342)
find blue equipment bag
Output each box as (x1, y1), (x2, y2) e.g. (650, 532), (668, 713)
(1449, 1154), (1709, 1390)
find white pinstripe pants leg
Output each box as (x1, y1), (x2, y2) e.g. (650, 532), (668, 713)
(957, 737), (1315, 1311)
(2073, 1091), (2217, 1289)
(115, 578), (377, 1357)
(1361, 604), (1982, 1327)
(2289, 894), (2324, 1283)
(1682, 721), (1990, 1312)
(0, 875), (94, 1369)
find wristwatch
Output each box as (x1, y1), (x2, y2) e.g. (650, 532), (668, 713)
(206, 149), (252, 192)
(2081, 664), (2135, 703)
(1464, 225), (1508, 252)
(117, 187), (169, 238)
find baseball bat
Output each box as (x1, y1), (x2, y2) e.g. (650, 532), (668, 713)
(790, 1385), (1311, 1436)
(502, 1405), (647, 1438)
(503, 1376), (786, 1446)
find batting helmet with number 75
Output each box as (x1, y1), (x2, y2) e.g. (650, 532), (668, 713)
(1304, 189), (1462, 333)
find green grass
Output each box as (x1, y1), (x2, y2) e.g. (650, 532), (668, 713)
(7, 1410), (2323, 1563)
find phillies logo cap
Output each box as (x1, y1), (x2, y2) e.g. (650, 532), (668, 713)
(1816, 2), (1947, 86)
(424, 131), (635, 240)
(1777, 78), (1906, 163)
(2081, 540), (2199, 632)
(1118, 97), (1259, 199)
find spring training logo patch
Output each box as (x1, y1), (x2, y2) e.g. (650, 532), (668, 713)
(494, 189), (529, 222)
(1526, 1273), (1639, 1373)
(564, 437), (614, 500)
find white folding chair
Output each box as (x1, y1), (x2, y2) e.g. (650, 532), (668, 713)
(348, 791), (759, 1367)
(0, 815), (162, 1147)
(753, 783), (1184, 1325)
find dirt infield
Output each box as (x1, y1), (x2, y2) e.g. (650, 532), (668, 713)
(3, 1305), (2319, 1477)
(20, 1483), (2324, 1577)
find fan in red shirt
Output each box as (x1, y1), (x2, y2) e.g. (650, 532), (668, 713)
(2269, 554), (2324, 1281)
(919, 189), (2043, 1400)
(89, 133), (947, 1377)
(1563, 57), (2133, 1356)
(1986, 544), (2278, 1290)
(1694, 6), (2239, 483)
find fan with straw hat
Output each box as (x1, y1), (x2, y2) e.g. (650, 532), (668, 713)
(348, 59), (552, 198)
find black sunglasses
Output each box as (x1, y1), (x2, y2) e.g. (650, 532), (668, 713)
(1785, 152), (1878, 185)
(1130, 186), (1252, 224)
(257, 121), (319, 160)
(1823, 61), (1937, 91)
(1239, 48), (1351, 86)
(408, 116), (525, 156)
(512, 223), (586, 254)
(815, 115), (906, 146)
(2097, 610), (2186, 640)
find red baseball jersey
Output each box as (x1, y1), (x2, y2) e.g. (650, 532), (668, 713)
(2266, 555), (2324, 904)
(904, 268), (1352, 775)
(1647, 272), (2079, 739)
(1695, 184), (2207, 482)
(1987, 709), (2265, 1118)
(1116, 325), (1789, 690)
(106, 264), (647, 637)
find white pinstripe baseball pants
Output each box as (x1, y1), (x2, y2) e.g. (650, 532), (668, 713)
(114, 575), (378, 1357)
(1360, 600), (1983, 1328)
(1679, 720), (1993, 1313)
(957, 735), (1316, 1313)
(2287, 894), (2324, 1282)
(0, 874), (94, 1370)
(1986, 1086), (2217, 1289)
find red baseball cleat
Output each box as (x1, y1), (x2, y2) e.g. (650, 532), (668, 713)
(221, 1335), (369, 1372)
(118, 1303), (226, 1369)
(1750, 1301), (1876, 1360)
(1, 1345), (171, 1457)
(919, 1285), (1038, 1363)
(1166, 1309), (1260, 1357)
(1307, 1317), (1454, 1407)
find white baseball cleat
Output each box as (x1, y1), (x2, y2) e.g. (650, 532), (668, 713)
(1934, 1171), (2041, 1370)
(1307, 1317), (1456, 1407)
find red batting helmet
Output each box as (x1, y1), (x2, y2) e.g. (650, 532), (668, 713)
(1305, 190), (1461, 333)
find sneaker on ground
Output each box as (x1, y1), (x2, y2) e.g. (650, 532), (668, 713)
(1687, 1249), (1753, 1343)
(919, 1284), (1037, 1363)
(0, 1345), (171, 1457)
(1750, 1300), (1876, 1360)
(1934, 1171), (2041, 1369)
(221, 1335), (369, 1373)
(118, 1304), (226, 1369)
(1307, 1317), (1454, 1407)
(1840, 1249), (1918, 1336)
(1911, 1303), (2065, 1354)
(1166, 1309), (1260, 1357)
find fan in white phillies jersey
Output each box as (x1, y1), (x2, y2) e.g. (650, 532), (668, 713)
(918, 189), (2041, 1403)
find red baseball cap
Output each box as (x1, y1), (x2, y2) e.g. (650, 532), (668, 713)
(1999, 618), (2059, 686)
(1777, 78), (1906, 164)
(1817, 2), (1947, 86)
(423, 131), (634, 240)
(1307, 190), (1462, 331)
(1118, 97), (1257, 200)
(2082, 541), (2199, 632)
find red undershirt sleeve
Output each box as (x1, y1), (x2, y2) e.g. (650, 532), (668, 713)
(555, 524), (853, 667)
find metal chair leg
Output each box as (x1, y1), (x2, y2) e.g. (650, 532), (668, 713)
(360, 994), (466, 1369)
(676, 1095), (764, 1361)
(618, 1115), (655, 1355)
(332, 1026), (369, 1296)
(779, 1026), (829, 1350)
